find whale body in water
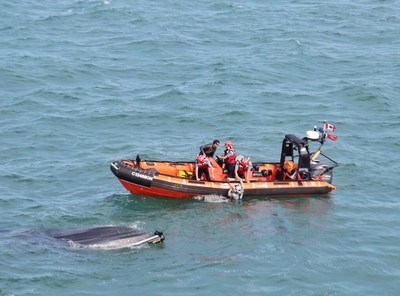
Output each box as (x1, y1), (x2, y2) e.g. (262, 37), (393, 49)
(51, 226), (164, 249)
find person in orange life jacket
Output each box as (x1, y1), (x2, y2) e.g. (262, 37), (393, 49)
(234, 155), (252, 183)
(199, 139), (220, 158)
(195, 154), (213, 181)
(218, 141), (236, 178)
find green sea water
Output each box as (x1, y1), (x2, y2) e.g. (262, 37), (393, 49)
(0, 1), (399, 295)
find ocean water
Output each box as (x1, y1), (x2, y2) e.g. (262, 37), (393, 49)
(1, 0), (399, 295)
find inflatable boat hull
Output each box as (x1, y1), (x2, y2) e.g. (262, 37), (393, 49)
(110, 160), (336, 199)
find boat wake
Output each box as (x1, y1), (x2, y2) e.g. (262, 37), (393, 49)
(193, 194), (230, 203)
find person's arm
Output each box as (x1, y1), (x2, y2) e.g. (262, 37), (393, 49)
(205, 158), (214, 180)
(195, 163), (200, 180)
(234, 163), (241, 181)
(220, 150), (234, 159)
(206, 158), (212, 168)
(244, 162), (252, 183)
(199, 144), (210, 155)
(226, 151), (234, 157)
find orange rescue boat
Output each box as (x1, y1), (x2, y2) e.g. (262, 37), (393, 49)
(110, 124), (338, 199)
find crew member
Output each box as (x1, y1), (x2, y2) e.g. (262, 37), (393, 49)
(199, 139), (220, 158)
(218, 141), (236, 178)
(234, 156), (252, 183)
(195, 154), (213, 181)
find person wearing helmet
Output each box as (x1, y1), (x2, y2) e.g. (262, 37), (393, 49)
(195, 154), (213, 181)
(234, 156), (252, 183)
(199, 139), (220, 158)
(218, 141), (236, 178)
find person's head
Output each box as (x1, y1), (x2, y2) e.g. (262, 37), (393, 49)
(212, 139), (220, 148)
(196, 154), (206, 164)
(236, 155), (244, 162)
(224, 141), (233, 149)
(240, 157), (250, 168)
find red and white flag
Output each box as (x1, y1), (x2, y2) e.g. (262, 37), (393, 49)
(326, 133), (338, 141)
(324, 123), (336, 132)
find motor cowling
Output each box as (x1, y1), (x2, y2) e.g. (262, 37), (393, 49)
(310, 161), (333, 183)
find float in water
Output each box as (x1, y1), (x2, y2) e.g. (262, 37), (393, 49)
(110, 123), (338, 199)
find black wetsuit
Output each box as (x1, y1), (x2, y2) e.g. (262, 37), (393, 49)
(199, 143), (217, 157)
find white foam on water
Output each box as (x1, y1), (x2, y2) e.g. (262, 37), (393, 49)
(193, 194), (229, 203)
(67, 235), (162, 250)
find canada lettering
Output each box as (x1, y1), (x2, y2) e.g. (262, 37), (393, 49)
(132, 172), (153, 181)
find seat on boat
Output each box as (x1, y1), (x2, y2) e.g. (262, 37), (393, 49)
(252, 169), (273, 177)
(252, 164), (277, 180)
(252, 171), (263, 177)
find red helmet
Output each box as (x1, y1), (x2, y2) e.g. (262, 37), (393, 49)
(224, 141), (234, 148)
(196, 154), (206, 163)
(240, 157), (249, 167)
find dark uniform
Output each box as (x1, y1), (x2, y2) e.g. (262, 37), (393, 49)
(199, 139), (220, 157)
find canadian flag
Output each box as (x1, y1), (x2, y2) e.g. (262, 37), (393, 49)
(326, 134), (338, 141)
(324, 123), (336, 132)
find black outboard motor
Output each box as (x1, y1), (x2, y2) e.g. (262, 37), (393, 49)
(310, 161), (333, 183)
